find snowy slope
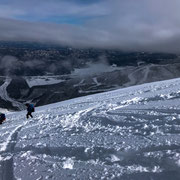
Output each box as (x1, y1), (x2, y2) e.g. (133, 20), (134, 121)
(26, 76), (65, 88)
(1, 78), (180, 179)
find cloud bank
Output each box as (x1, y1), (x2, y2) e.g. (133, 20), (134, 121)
(0, 0), (180, 53)
(0, 55), (73, 76)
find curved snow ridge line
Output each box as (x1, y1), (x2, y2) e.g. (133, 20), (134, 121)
(104, 97), (143, 112)
(0, 78), (11, 102)
(0, 122), (27, 152)
(61, 104), (100, 129)
(124, 66), (145, 86)
(0, 78), (24, 110)
(93, 77), (101, 86)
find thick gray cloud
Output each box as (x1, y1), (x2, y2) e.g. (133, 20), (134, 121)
(0, 0), (180, 52)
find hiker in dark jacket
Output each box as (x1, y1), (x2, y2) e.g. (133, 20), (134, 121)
(0, 113), (6, 124)
(25, 103), (35, 119)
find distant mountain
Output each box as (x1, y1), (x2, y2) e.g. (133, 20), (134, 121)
(0, 62), (180, 111)
(0, 41), (180, 111)
(0, 41), (177, 76)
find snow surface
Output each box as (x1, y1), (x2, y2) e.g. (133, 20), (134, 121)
(26, 76), (65, 88)
(1, 78), (180, 179)
(0, 108), (8, 114)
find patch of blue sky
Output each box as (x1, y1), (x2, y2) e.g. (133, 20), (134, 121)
(14, 15), (37, 22)
(42, 16), (94, 25)
(61, 0), (104, 5)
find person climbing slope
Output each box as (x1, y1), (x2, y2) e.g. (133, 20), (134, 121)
(0, 113), (6, 124)
(25, 103), (35, 119)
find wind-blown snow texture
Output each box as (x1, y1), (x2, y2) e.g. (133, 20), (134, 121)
(1, 78), (180, 179)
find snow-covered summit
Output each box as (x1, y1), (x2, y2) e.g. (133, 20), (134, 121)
(1, 78), (180, 179)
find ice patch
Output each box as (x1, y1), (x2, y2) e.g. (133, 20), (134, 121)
(21, 151), (31, 158)
(36, 176), (43, 180)
(176, 159), (180, 167)
(106, 103), (128, 111)
(152, 166), (163, 173)
(127, 165), (149, 172)
(160, 94), (174, 99)
(127, 165), (163, 173)
(0, 108), (9, 113)
(63, 158), (74, 169)
(0, 155), (12, 161)
(110, 154), (120, 162)
(121, 97), (143, 105)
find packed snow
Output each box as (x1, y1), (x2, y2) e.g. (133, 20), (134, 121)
(1, 78), (180, 179)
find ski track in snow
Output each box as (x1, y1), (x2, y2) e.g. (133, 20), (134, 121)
(0, 125), (23, 152)
(125, 64), (153, 86)
(1, 78), (180, 179)
(0, 77), (24, 110)
(93, 77), (101, 86)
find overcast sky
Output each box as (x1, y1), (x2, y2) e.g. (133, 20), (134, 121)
(0, 0), (180, 52)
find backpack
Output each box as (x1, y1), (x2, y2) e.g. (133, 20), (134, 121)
(0, 113), (6, 121)
(30, 104), (35, 112)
